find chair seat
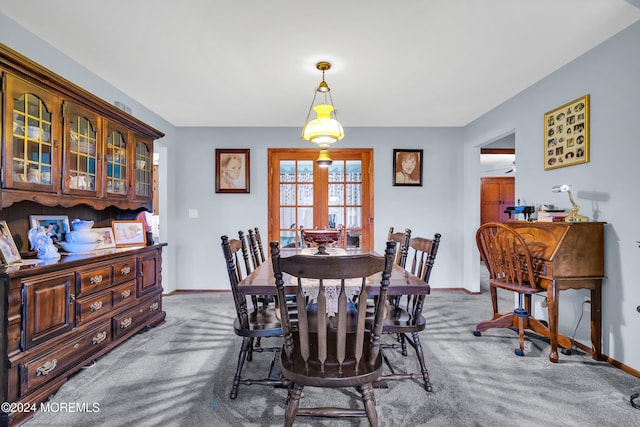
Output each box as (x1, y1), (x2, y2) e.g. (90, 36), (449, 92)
(491, 279), (543, 295)
(280, 332), (383, 388)
(234, 306), (282, 337)
(382, 305), (426, 333)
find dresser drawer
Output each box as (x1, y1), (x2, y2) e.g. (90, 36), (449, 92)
(78, 266), (112, 295)
(76, 289), (113, 326)
(112, 281), (137, 310)
(112, 260), (136, 285)
(21, 321), (111, 394)
(112, 297), (161, 339)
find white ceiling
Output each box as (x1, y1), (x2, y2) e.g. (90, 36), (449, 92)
(2, 1), (639, 127)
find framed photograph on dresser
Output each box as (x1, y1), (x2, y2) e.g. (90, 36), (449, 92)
(0, 221), (21, 265)
(544, 94), (589, 170)
(94, 227), (116, 249)
(112, 220), (147, 247)
(29, 215), (70, 242)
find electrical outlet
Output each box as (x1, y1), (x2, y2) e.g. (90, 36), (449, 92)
(584, 296), (591, 312)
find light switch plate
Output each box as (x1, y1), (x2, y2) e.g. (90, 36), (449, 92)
(188, 209), (198, 219)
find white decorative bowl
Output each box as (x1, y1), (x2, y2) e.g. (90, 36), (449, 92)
(58, 241), (100, 254)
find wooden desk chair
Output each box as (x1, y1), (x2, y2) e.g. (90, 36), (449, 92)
(474, 222), (553, 357)
(381, 233), (441, 393)
(221, 234), (283, 399)
(270, 241), (395, 427)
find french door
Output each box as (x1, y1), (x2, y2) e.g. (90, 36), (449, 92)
(268, 148), (374, 249)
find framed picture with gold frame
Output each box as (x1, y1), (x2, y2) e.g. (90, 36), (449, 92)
(544, 94), (589, 170)
(112, 220), (147, 247)
(0, 220), (22, 265)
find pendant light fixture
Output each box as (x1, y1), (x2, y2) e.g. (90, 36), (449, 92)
(301, 61), (344, 167)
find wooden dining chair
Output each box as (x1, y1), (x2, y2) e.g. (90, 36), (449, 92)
(387, 226), (411, 267)
(380, 233), (441, 392)
(474, 222), (550, 357)
(270, 240), (395, 427)
(247, 227), (266, 268)
(221, 234), (283, 399)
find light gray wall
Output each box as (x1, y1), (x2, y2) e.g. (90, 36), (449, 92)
(463, 21), (640, 367)
(173, 127), (464, 291)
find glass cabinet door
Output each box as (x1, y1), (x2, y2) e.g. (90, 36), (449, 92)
(3, 75), (60, 191)
(104, 122), (129, 197)
(133, 138), (153, 199)
(63, 102), (100, 195)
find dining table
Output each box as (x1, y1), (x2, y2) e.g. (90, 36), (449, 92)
(235, 246), (430, 388)
(236, 247), (430, 298)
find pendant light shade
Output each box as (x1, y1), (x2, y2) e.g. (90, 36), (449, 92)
(302, 62), (344, 146)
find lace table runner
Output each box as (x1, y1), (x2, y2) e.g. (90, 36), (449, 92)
(292, 247), (361, 316)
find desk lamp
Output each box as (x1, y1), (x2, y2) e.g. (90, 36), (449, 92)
(551, 184), (588, 222)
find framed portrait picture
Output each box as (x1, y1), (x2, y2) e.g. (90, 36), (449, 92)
(216, 149), (250, 193)
(112, 220), (147, 247)
(29, 215), (70, 242)
(393, 149), (423, 186)
(0, 220), (22, 265)
(94, 227), (116, 249)
(544, 94), (589, 170)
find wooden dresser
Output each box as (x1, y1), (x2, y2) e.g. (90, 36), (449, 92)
(0, 244), (165, 426)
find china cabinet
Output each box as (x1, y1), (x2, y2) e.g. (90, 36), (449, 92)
(0, 43), (164, 210)
(0, 43), (166, 426)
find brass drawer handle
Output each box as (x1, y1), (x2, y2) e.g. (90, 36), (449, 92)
(149, 302), (159, 312)
(120, 318), (132, 329)
(36, 359), (57, 376)
(120, 290), (131, 299)
(120, 266), (131, 275)
(89, 301), (103, 311)
(90, 274), (103, 285)
(92, 331), (107, 344)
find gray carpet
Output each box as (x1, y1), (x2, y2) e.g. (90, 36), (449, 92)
(24, 289), (640, 427)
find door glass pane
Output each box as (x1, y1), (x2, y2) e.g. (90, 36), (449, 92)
(135, 141), (152, 196)
(106, 130), (127, 194)
(280, 207), (296, 228)
(297, 208), (314, 229)
(280, 230), (297, 248)
(12, 93), (53, 184)
(328, 184), (344, 206)
(297, 184), (313, 205)
(346, 184), (362, 205)
(328, 162), (344, 182)
(346, 207), (362, 228)
(328, 207), (344, 229)
(346, 160), (362, 182)
(297, 161), (313, 182)
(69, 115), (97, 190)
(280, 184), (295, 205)
(280, 160), (296, 181)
